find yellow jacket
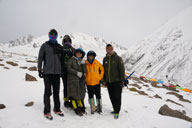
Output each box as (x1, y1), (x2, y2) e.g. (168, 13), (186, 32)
(85, 59), (104, 86)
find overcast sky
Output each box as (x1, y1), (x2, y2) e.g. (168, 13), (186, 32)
(0, 0), (192, 46)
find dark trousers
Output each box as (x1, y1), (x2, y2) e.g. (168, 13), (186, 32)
(61, 73), (67, 99)
(43, 74), (61, 114)
(107, 82), (122, 114)
(87, 84), (101, 99)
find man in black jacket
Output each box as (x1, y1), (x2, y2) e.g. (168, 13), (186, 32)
(38, 29), (64, 120)
(103, 44), (125, 119)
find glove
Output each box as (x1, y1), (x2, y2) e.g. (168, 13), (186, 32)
(38, 70), (44, 78)
(77, 72), (83, 78)
(124, 79), (129, 87)
(80, 60), (85, 64)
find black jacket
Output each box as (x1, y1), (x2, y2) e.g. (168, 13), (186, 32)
(38, 41), (63, 75)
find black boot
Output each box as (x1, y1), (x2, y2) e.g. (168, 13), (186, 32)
(64, 101), (71, 108)
(96, 99), (102, 113)
(74, 108), (83, 116)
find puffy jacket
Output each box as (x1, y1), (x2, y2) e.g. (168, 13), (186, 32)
(38, 41), (63, 75)
(103, 52), (125, 83)
(85, 59), (104, 86)
(67, 56), (86, 100)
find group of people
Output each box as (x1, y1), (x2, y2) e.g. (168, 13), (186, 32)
(37, 29), (125, 120)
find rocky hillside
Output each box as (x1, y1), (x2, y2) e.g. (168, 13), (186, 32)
(122, 6), (192, 89)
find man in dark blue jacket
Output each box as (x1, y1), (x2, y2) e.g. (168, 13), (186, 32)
(38, 29), (64, 120)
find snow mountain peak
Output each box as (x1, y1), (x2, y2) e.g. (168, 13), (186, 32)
(123, 6), (192, 89)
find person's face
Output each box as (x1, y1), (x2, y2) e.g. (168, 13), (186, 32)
(88, 55), (94, 60)
(76, 51), (82, 58)
(106, 46), (113, 55)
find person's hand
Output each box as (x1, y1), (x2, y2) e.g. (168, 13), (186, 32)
(80, 60), (85, 64)
(121, 81), (125, 88)
(123, 79), (129, 88)
(38, 70), (44, 78)
(77, 72), (83, 78)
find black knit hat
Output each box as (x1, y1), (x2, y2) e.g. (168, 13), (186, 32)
(49, 29), (58, 36)
(87, 50), (96, 58)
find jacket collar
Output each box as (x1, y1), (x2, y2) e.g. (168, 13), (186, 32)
(106, 51), (117, 57)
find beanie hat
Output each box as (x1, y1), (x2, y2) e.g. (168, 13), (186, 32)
(74, 48), (85, 58)
(87, 50), (96, 58)
(49, 29), (58, 36)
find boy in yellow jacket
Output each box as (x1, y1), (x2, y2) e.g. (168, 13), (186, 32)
(85, 51), (104, 114)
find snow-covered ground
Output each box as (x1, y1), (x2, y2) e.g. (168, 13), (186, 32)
(0, 48), (192, 128)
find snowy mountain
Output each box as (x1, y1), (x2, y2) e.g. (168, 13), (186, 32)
(122, 6), (192, 89)
(7, 35), (34, 47)
(0, 33), (127, 62)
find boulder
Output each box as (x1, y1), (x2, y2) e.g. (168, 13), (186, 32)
(25, 101), (34, 107)
(154, 94), (162, 99)
(166, 92), (183, 99)
(4, 67), (10, 69)
(166, 92), (191, 103)
(147, 88), (153, 91)
(28, 66), (37, 71)
(20, 66), (28, 69)
(143, 84), (149, 87)
(129, 87), (148, 96)
(26, 60), (37, 63)
(0, 104), (6, 109)
(129, 87), (138, 92)
(0, 64), (4, 66)
(129, 84), (142, 89)
(25, 73), (37, 81)
(6, 61), (18, 66)
(179, 98), (191, 104)
(137, 90), (148, 96)
(159, 104), (192, 122)
(166, 99), (184, 107)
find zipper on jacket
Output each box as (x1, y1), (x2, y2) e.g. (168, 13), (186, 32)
(108, 56), (111, 83)
(54, 45), (56, 74)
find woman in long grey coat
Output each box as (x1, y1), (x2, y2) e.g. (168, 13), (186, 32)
(67, 48), (86, 116)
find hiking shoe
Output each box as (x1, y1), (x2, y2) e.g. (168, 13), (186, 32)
(44, 113), (53, 120)
(54, 111), (64, 117)
(74, 108), (83, 116)
(96, 107), (102, 113)
(110, 111), (115, 114)
(80, 107), (86, 114)
(64, 101), (73, 108)
(114, 113), (119, 119)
